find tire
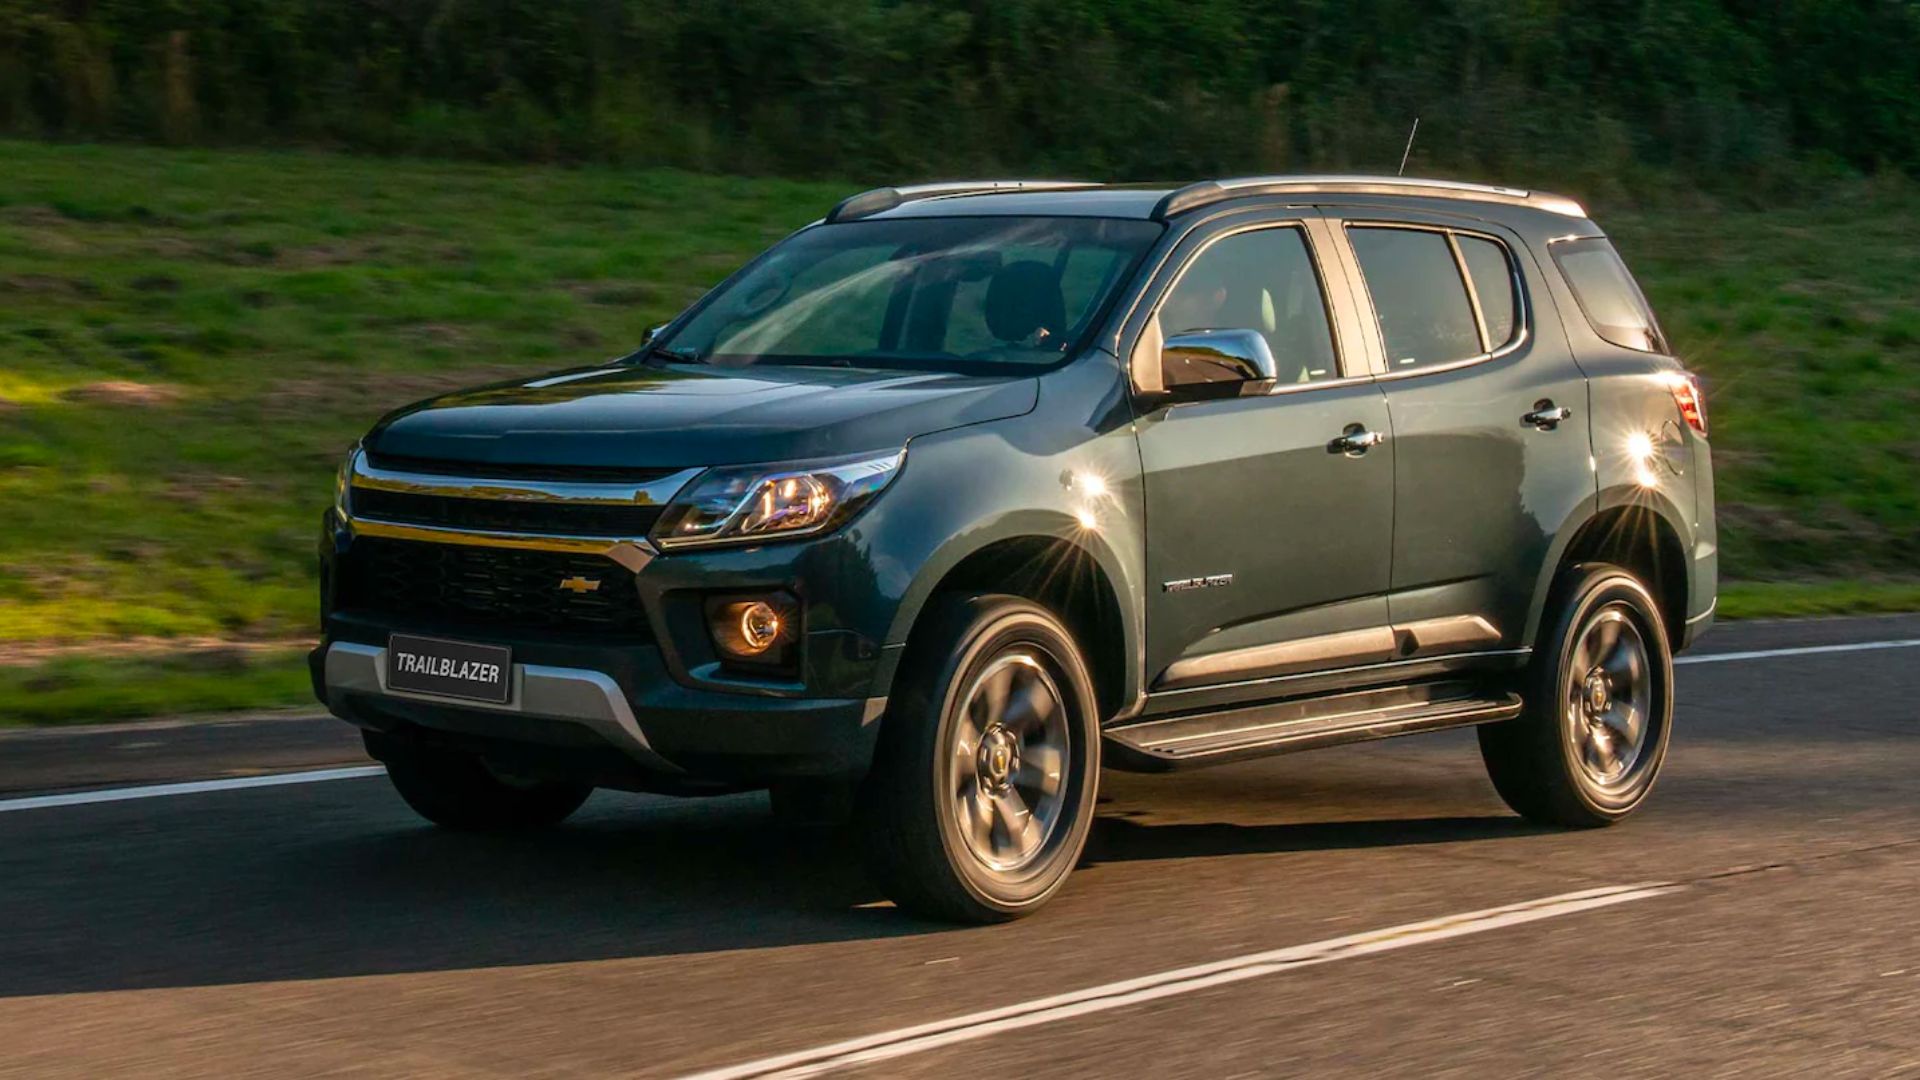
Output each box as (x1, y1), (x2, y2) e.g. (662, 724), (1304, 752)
(858, 594), (1102, 923)
(1479, 562), (1674, 828)
(377, 738), (593, 831)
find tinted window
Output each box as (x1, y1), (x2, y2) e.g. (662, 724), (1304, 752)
(720, 243), (895, 358)
(656, 216), (1162, 374)
(1457, 235), (1518, 349)
(1157, 227), (1337, 385)
(1349, 227), (1481, 369)
(1552, 238), (1667, 353)
(941, 242), (1136, 357)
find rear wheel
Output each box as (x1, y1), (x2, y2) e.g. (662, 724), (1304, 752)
(376, 737), (593, 831)
(859, 595), (1101, 923)
(1480, 563), (1673, 827)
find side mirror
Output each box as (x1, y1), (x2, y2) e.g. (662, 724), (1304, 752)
(1160, 329), (1278, 397)
(641, 324), (667, 347)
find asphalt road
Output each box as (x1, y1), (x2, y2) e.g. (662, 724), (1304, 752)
(1, 614), (1916, 1077)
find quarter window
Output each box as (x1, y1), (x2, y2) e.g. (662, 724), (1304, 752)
(1457, 235), (1519, 350)
(1156, 227), (1338, 386)
(1552, 237), (1667, 353)
(1348, 227), (1483, 369)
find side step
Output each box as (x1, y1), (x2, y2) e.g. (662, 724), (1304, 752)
(1104, 682), (1523, 772)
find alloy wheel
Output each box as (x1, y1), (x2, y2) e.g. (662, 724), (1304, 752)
(948, 651), (1071, 873)
(1564, 605), (1654, 792)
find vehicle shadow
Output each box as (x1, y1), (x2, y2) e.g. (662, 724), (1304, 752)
(1084, 812), (1545, 866)
(0, 791), (1543, 999)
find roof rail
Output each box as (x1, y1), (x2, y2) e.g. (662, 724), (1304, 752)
(1150, 175), (1587, 221)
(825, 180), (1101, 223)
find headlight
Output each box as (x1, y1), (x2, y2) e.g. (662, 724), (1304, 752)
(651, 451), (904, 550)
(334, 444), (360, 520)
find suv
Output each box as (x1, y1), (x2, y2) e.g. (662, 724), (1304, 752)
(315, 176), (1715, 922)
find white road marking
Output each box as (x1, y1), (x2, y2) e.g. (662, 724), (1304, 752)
(682, 883), (1682, 1080)
(0, 766), (385, 814)
(1676, 638), (1920, 666)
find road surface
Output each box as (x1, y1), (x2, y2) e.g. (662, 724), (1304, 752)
(1, 615), (1916, 1076)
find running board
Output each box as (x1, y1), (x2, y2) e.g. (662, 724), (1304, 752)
(1103, 682), (1522, 771)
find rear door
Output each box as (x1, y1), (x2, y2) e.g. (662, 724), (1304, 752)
(1328, 214), (1591, 655)
(1134, 211), (1398, 692)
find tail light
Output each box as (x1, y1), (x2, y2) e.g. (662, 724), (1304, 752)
(1665, 371), (1708, 436)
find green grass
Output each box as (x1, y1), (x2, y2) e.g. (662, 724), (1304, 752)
(1718, 580), (1920, 621)
(0, 140), (1914, 722)
(0, 141), (840, 648)
(1605, 182), (1920, 576)
(0, 651), (312, 726)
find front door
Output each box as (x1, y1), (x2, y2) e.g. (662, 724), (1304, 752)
(1135, 216), (1396, 692)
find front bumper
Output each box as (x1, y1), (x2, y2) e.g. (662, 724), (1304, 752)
(313, 636), (888, 785)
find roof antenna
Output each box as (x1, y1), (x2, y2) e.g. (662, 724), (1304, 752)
(1397, 117), (1421, 176)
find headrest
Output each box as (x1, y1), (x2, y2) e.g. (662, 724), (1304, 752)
(984, 260), (1067, 344)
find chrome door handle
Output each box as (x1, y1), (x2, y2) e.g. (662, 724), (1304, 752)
(1328, 425), (1385, 456)
(1524, 401), (1573, 430)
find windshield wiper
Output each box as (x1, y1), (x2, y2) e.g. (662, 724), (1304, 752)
(649, 344), (704, 364)
(758, 355), (854, 368)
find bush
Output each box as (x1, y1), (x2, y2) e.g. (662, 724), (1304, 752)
(2, 1), (1916, 192)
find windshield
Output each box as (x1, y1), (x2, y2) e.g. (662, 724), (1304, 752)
(650, 216), (1162, 374)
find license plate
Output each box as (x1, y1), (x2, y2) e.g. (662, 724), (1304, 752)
(387, 634), (513, 704)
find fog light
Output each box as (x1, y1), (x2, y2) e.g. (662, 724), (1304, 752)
(736, 601), (783, 654)
(707, 593), (799, 673)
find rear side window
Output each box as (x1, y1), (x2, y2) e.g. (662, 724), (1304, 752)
(1552, 237), (1667, 353)
(1347, 227), (1482, 369)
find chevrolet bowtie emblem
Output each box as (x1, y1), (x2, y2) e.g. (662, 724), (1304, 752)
(557, 576), (603, 594)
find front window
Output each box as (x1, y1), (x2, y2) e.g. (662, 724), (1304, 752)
(1156, 226), (1339, 386)
(650, 216), (1162, 374)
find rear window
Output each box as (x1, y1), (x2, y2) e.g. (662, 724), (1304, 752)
(1552, 237), (1667, 353)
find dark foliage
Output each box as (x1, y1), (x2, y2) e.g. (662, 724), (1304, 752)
(4, 1), (1917, 192)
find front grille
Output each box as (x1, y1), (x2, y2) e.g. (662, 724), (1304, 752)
(339, 537), (651, 637)
(351, 487), (663, 538)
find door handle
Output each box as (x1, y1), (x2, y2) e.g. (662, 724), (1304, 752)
(1328, 424), (1385, 456)
(1524, 401), (1573, 430)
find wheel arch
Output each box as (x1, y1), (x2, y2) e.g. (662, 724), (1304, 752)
(889, 524), (1139, 724)
(1534, 495), (1691, 647)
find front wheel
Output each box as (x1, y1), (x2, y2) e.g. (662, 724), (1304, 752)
(1479, 563), (1674, 828)
(859, 595), (1101, 923)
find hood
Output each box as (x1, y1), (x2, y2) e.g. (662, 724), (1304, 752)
(365, 362), (1039, 469)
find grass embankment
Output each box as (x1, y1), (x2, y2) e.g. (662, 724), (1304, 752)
(1, 142), (1914, 722)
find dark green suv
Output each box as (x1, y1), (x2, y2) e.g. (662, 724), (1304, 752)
(314, 176), (1716, 922)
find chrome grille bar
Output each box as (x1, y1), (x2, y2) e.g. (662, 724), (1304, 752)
(350, 451), (701, 506)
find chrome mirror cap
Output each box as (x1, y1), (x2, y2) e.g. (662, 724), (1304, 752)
(1160, 328), (1279, 395)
